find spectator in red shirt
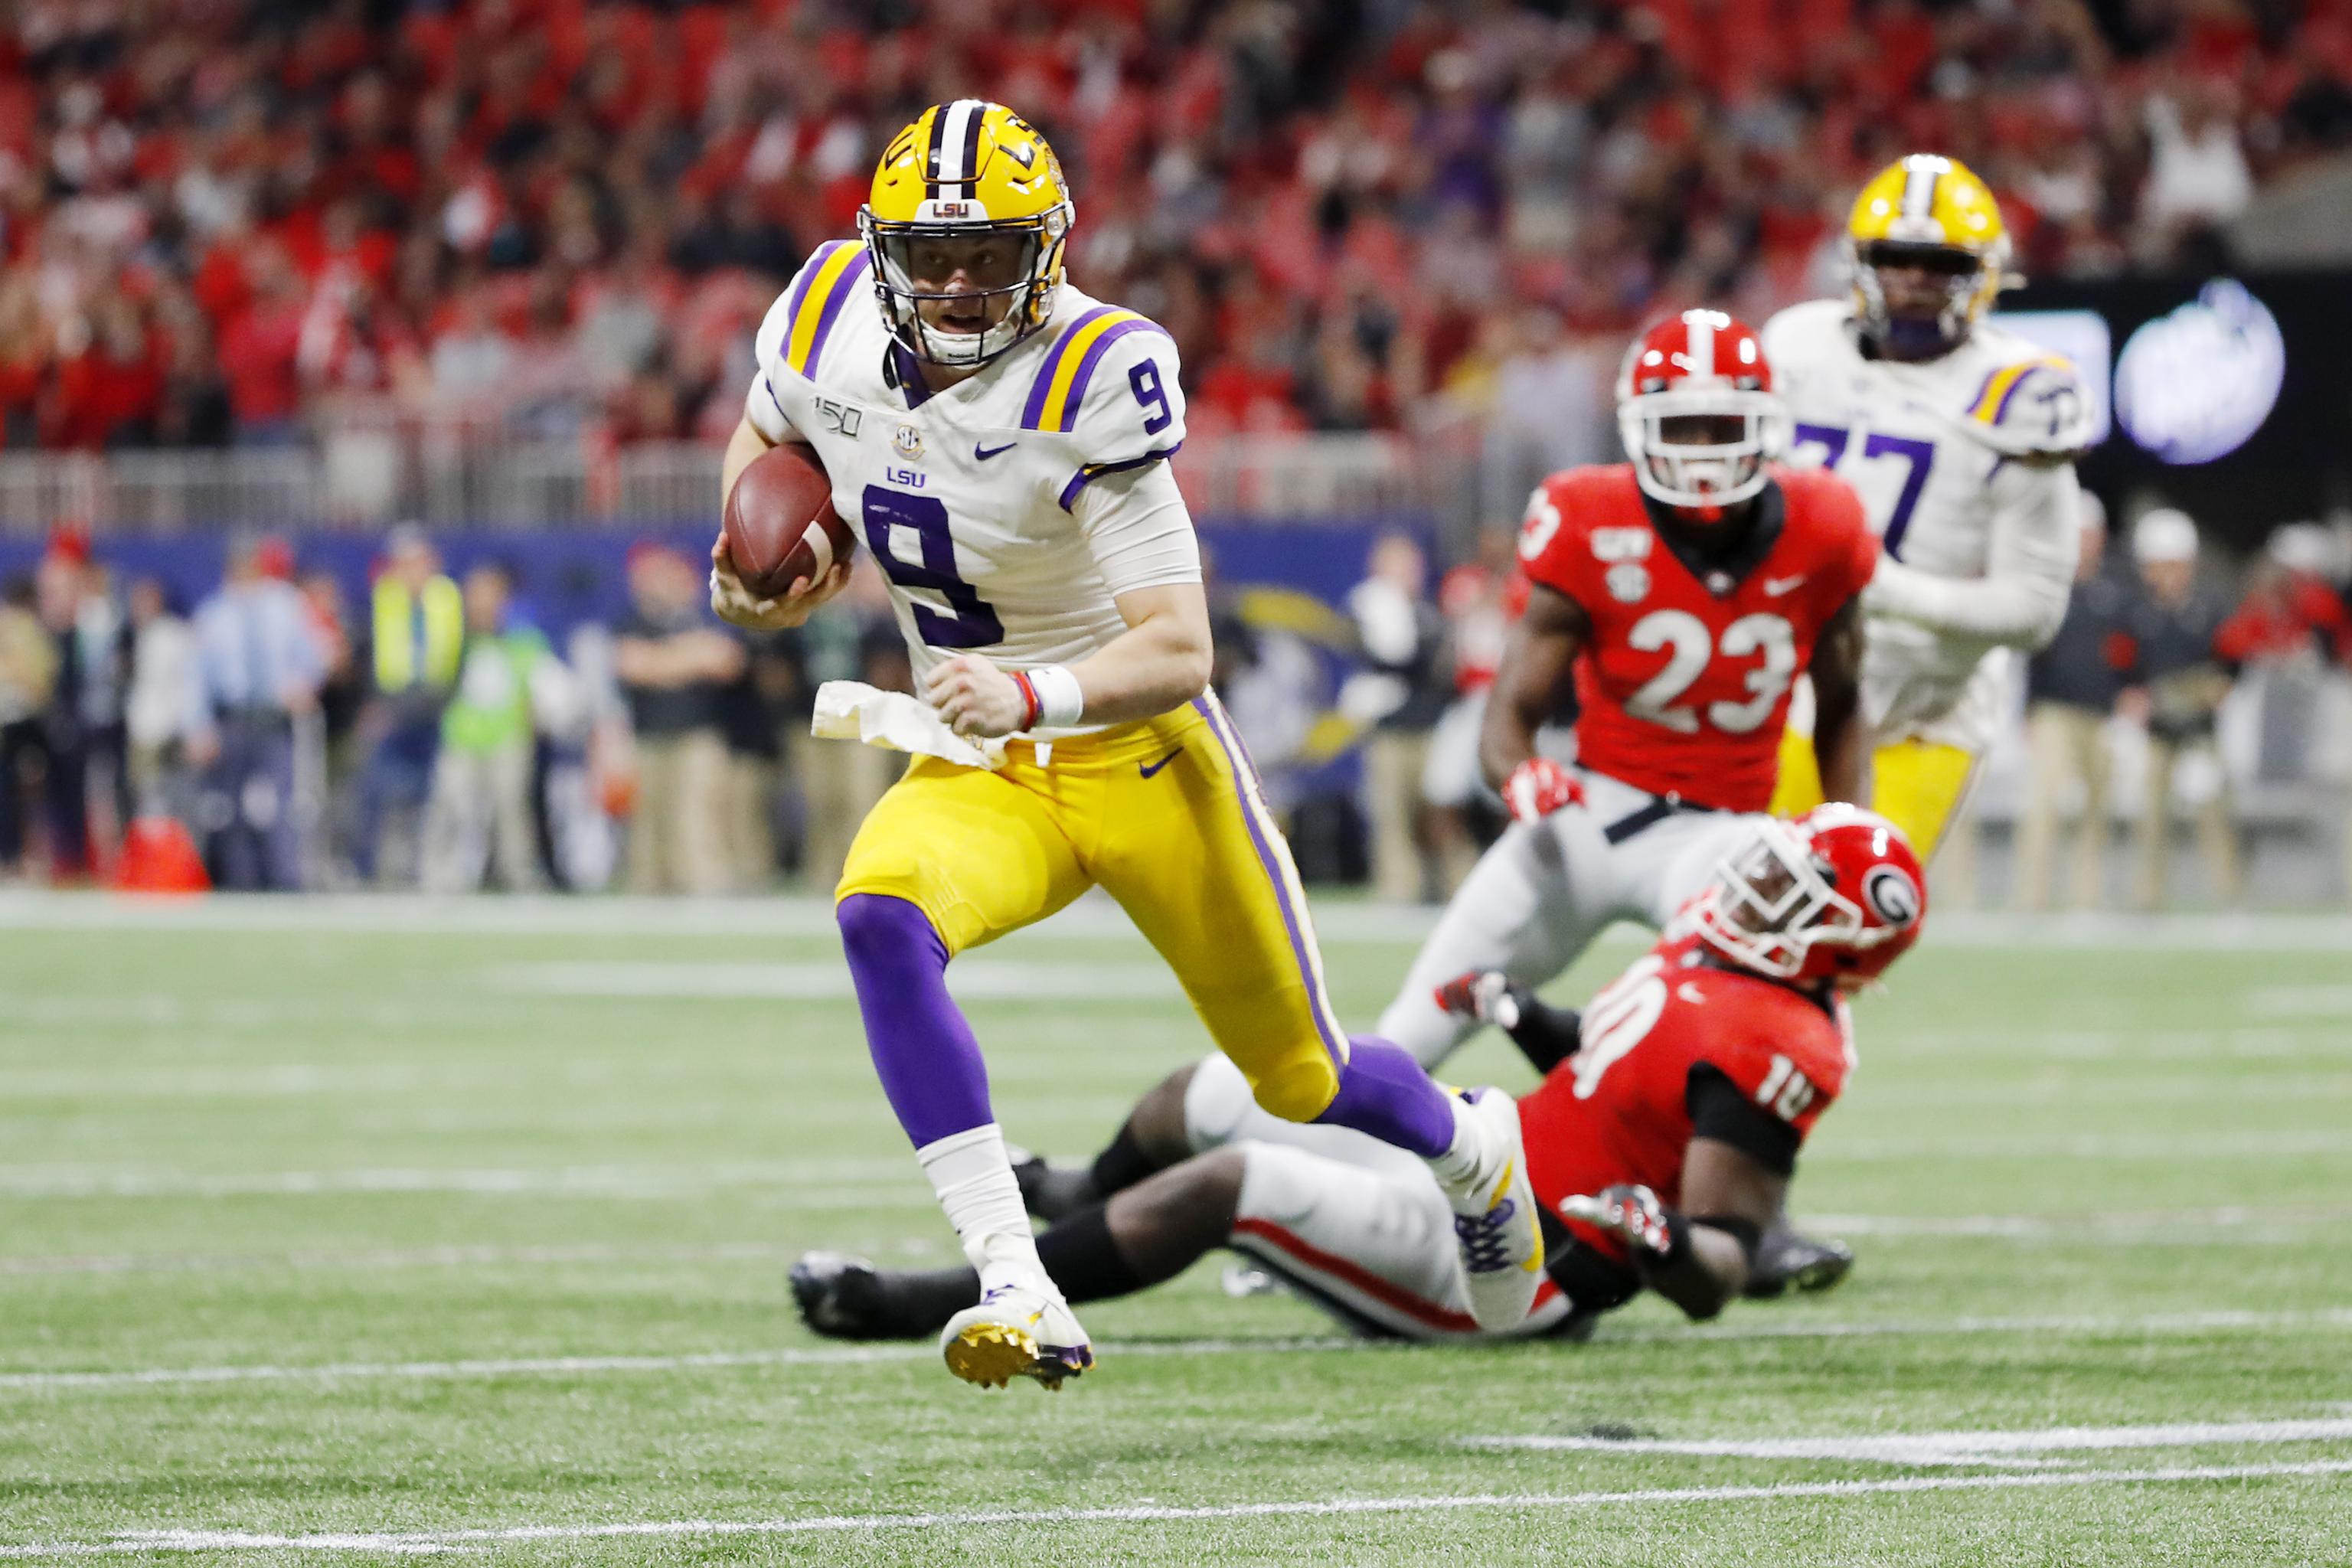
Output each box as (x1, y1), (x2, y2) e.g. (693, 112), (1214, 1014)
(217, 243), (309, 446)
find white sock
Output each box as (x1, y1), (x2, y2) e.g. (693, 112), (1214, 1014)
(1426, 1092), (1488, 1190)
(916, 1124), (1049, 1294)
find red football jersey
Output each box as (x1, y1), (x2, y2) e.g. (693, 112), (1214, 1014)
(1517, 464), (1877, 812)
(1517, 929), (1854, 1264)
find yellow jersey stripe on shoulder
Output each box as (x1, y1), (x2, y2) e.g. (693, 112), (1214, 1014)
(1969, 355), (2071, 424)
(1022, 306), (1163, 432)
(783, 243), (872, 378)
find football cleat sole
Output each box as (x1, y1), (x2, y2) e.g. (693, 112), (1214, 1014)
(938, 1294), (1094, 1391)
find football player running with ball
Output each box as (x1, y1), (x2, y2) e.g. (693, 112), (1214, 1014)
(1764, 154), (2095, 858)
(792, 808), (1927, 1346)
(710, 102), (1543, 1390)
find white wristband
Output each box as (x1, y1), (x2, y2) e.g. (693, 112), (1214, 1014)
(1027, 664), (1085, 728)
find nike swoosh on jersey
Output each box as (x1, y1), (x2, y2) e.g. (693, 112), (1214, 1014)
(975, 440), (1017, 461)
(1138, 746), (1184, 779)
(1762, 574), (1808, 596)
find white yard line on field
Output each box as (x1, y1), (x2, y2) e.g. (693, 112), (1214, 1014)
(482, 959), (1184, 1001)
(1, 1459), (2347, 1558)
(6, 890), (2352, 949)
(2243, 984), (2352, 1018)
(1465, 1415), (2352, 1468)
(1810, 1127), (2352, 1161)
(7, 1308), (2351, 1393)
(2, 1204), (2327, 1278)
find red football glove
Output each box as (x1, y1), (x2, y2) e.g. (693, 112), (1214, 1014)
(1502, 758), (1583, 824)
(1559, 1184), (1687, 1264)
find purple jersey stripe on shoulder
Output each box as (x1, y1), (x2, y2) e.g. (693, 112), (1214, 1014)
(1021, 305), (1118, 430)
(1053, 317), (1170, 432)
(779, 242), (844, 358)
(1188, 694), (1347, 1069)
(802, 250), (872, 378)
(1056, 441), (1184, 511)
(1988, 361), (2053, 424)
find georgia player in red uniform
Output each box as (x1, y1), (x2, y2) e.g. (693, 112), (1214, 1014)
(1370, 309), (1881, 1074)
(788, 807), (1928, 1343)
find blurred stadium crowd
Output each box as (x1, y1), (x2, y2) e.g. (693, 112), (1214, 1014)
(6, 0), (2352, 453)
(3, 505), (2347, 903)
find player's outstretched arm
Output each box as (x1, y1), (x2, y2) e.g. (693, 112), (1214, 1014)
(1478, 583), (1588, 791)
(1808, 596), (1871, 806)
(1861, 460), (2080, 652)
(1563, 1136), (1785, 1321)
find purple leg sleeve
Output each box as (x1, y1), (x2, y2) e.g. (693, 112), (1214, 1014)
(1314, 1036), (1456, 1158)
(836, 893), (993, 1148)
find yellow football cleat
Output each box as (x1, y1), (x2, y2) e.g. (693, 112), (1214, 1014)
(939, 1283), (1094, 1390)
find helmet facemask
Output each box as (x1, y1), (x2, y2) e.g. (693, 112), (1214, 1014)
(1694, 821), (1864, 979)
(861, 208), (1069, 368)
(1851, 239), (1998, 361)
(1619, 390), (1788, 511)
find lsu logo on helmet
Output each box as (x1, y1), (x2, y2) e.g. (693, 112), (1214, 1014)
(1845, 154), (2017, 360)
(861, 100), (1075, 368)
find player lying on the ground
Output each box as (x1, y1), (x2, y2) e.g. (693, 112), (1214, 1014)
(1764, 153), (2093, 860)
(711, 101), (1542, 1392)
(1367, 310), (1878, 1295)
(792, 807), (1927, 1344)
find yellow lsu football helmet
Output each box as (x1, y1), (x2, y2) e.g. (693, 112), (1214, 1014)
(861, 100), (1074, 368)
(1845, 153), (2015, 360)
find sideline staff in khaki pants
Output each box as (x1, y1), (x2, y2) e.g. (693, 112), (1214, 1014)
(615, 544), (746, 894)
(2015, 495), (2134, 910)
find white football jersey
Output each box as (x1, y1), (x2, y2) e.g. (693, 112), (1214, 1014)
(1762, 298), (2091, 750)
(745, 240), (1199, 731)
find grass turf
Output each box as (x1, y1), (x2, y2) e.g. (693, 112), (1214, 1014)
(1, 896), (2348, 1564)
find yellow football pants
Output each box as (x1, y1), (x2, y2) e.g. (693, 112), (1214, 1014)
(1768, 727), (1980, 864)
(838, 694), (1349, 1122)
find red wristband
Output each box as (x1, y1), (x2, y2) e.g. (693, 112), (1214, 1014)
(1011, 670), (1042, 731)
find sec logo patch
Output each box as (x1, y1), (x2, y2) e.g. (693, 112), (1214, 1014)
(1606, 564), (1650, 603)
(893, 424), (925, 460)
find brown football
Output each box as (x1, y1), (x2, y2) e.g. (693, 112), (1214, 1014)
(721, 443), (855, 599)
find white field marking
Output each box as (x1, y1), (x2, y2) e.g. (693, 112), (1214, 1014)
(2245, 984), (2352, 1018)
(0, 1159), (923, 1202)
(0, 1336), (1365, 1392)
(1464, 1416), (2352, 1468)
(8, 889), (2352, 949)
(1803, 1206), (2350, 1244)
(1808, 1127), (2352, 1162)
(2, 1460), (2349, 1558)
(1865, 1027), (2352, 1063)
(9, 1308), (2352, 1394)
(483, 959), (1184, 1001)
(1845, 1072), (2352, 1109)
(0, 1239), (842, 1277)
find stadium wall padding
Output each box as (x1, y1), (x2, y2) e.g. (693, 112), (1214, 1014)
(0, 518), (1437, 639)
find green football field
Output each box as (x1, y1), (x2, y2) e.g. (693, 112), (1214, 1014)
(2, 893), (2349, 1565)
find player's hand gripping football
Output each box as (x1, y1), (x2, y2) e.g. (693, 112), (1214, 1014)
(1559, 1184), (1683, 1263)
(708, 536), (851, 632)
(925, 654), (1030, 740)
(1503, 757), (1583, 824)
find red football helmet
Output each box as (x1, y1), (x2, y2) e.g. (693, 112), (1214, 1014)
(1615, 309), (1790, 511)
(1693, 805), (1928, 985)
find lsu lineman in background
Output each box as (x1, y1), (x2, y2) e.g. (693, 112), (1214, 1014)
(1765, 153), (2095, 858)
(709, 101), (1544, 1391)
